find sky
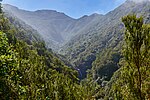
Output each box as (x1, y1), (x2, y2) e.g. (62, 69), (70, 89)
(2, 0), (126, 18)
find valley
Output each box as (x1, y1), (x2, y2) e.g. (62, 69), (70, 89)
(4, 0), (149, 79)
(0, 0), (150, 99)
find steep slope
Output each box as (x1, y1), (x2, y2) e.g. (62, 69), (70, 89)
(63, 14), (103, 42)
(0, 11), (87, 99)
(2, 1), (150, 80)
(2, 4), (74, 46)
(60, 0), (150, 79)
(92, 0), (150, 81)
(3, 4), (103, 49)
(4, 11), (43, 45)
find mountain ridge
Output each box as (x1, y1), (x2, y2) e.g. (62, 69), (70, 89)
(3, 4), (103, 50)
(59, 0), (150, 78)
(2, 1), (150, 79)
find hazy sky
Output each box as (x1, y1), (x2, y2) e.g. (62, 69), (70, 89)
(2, 0), (126, 18)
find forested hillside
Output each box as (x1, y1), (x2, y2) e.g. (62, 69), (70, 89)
(3, 1), (150, 80)
(0, 0), (150, 99)
(0, 2), (89, 99)
(60, 0), (150, 79)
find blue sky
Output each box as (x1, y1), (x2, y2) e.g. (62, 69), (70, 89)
(2, 0), (126, 18)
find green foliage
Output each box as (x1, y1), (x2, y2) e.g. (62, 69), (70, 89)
(1, 4), (149, 99)
(109, 15), (150, 100)
(92, 48), (122, 82)
(80, 72), (101, 100)
(0, 11), (90, 99)
(0, 31), (19, 99)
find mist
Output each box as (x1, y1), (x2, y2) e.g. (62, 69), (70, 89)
(131, 0), (150, 3)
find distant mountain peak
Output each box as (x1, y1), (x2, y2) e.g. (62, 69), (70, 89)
(79, 13), (103, 19)
(90, 13), (100, 16)
(79, 15), (89, 19)
(33, 9), (71, 19)
(3, 4), (19, 10)
(35, 9), (57, 13)
(34, 9), (66, 15)
(90, 13), (103, 17)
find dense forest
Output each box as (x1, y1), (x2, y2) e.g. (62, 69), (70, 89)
(0, 0), (150, 100)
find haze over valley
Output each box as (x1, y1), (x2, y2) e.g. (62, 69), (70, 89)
(0, 0), (150, 99)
